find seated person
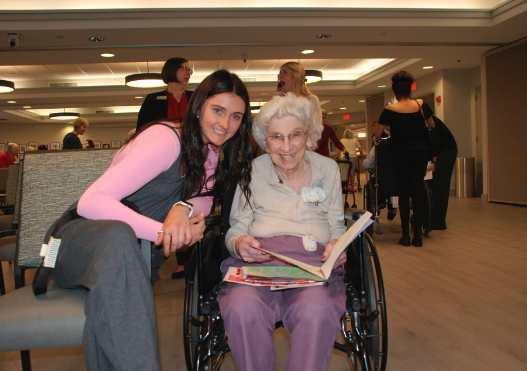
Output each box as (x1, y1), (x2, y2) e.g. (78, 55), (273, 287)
(218, 93), (348, 371)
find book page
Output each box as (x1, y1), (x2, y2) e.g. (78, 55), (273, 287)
(320, 212), (373, 279)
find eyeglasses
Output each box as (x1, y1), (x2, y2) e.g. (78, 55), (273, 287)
(179, 66), (193, 75)
(265, 131), (306, 146)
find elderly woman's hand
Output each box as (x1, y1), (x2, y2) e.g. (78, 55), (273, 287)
(155, 207), (206, 257)
(234, 235), (274, 263)
(322, 239), (347, 270)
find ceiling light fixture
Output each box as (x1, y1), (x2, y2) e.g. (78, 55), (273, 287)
(0, 80), (15, 93)
(23, 106), (31, 109)
(135, 96), (143, 99)
(101, 53), (115, 58)
(305, 70), (323, 83)
(125, 62), (166, 88)
(49, 108), (80, 120)
(378, 85), (386, 88)
(340, 107), (346, 110)
(423, 66), (434, 69)
(7, 100), (16, 103)
(301, 50), (314, 54)
(359, 100), (365, 103)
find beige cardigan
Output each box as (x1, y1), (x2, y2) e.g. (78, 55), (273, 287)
(226, 150), (347, 258)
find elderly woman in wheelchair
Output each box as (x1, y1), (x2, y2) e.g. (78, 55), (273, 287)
(217, 93), (348, 371)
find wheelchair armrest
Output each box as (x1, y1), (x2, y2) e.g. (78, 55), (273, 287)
(205, 214), (223, 227)
(344, 208), (368, 223)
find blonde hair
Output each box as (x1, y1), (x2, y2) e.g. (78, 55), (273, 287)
(343, 129), (355, 139)
(277, 62), (312, 97)
(253, 93), (323, 151)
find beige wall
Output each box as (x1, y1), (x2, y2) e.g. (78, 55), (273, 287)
(0, 121), (135, 149)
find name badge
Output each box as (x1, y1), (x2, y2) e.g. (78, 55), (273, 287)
(156, 96), (167, 100)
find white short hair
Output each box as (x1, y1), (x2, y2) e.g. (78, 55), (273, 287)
(252, 93), (323, 151)
(73, 117), (89, 130)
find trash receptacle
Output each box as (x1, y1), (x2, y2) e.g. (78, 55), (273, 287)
(455, 157), (475, 198)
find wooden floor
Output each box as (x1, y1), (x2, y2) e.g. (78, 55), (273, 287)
(1, 195), (527, 371)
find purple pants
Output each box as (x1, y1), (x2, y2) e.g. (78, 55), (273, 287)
(217, 235), (346, 371)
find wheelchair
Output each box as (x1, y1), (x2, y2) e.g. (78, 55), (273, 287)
(364, 138), (432, 236)
(183, 205), (388, 371)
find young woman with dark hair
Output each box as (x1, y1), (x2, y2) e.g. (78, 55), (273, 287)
(374, 71), (435, 248)
(48, 69), (253, 371)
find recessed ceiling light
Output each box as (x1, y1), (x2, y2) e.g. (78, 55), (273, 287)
(340, 107), (346, 110)
(301, 50), (314, 54)
(135, 96), (143, 99)
(423, 66), (434, 69)
(23, 106), (31, 108)
(359, 100), (365, 103)
(7, 100), (16, 103)
(101, 53), (115, 58)
(378, 85), (386, 88)
(316, 34), (331, 39)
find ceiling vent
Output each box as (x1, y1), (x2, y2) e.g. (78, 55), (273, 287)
(241, 77), (257, 82)
(49, 82), (79, 88)
(96, 110), (114, 114)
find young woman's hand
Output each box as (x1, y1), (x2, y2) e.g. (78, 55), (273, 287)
(322, 238), (347, 270)
(155, 206), (206, 256)
(234, 235), (274, 263)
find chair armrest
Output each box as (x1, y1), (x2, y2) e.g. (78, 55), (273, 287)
(205, 214), (223, 228)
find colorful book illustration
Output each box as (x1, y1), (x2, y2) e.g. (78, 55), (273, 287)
(224, 211), (373, 289)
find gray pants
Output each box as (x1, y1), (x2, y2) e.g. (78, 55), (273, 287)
(50, 218), (161, 371)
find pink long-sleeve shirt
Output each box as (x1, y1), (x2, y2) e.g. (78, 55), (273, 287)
(78, 123), (218, 242)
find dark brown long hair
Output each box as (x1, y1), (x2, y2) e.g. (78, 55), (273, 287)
(181, 70), (253, 205)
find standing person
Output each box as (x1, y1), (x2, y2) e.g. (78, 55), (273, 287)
(0, 143), (18, 167)
(337, 129), (363, 184)
(374, 71), (435, 248)
(47, 70), (253, 371)
(63, 117), (89, 149)
(85, 140), (95, 148)
(277, 62), (346, 158)
(136, 57), (193, 131)
(316, 109), (348, 158)
(428, 116), (457, 230)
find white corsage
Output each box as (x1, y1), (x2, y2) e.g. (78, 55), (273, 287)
(300, 179), (330, 206)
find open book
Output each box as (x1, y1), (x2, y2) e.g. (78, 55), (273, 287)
(224, 211), (373, 289)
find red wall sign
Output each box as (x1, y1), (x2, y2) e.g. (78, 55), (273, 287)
(343, 114), (350, 120)
(411, 82), (416, 91)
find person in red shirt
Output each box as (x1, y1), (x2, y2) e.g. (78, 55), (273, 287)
(0, 143), (19, 168)
(315, 109), (348, 158)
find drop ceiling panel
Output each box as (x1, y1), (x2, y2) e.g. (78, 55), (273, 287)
(193, 61), (224, 73)
(13, 65), (59, 80)
(76, 64), (115, 76)
(245, 60), (281, 72)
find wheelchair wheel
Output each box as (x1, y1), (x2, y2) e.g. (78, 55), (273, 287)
(361, 233), (388, 371)
(422, 181), (433, 236)
(184, 252), (201, 371)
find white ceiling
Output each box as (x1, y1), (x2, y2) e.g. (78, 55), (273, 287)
(0, 1), (526, 129)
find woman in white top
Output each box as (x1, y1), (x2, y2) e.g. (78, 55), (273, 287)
(337, 129), (363, 185)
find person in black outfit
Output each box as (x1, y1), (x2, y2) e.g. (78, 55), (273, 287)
(374, 71), (435, 247)
(63, 117), (89, 149)
(136, 57), (193, 131)
(428, 116), (457, 230)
